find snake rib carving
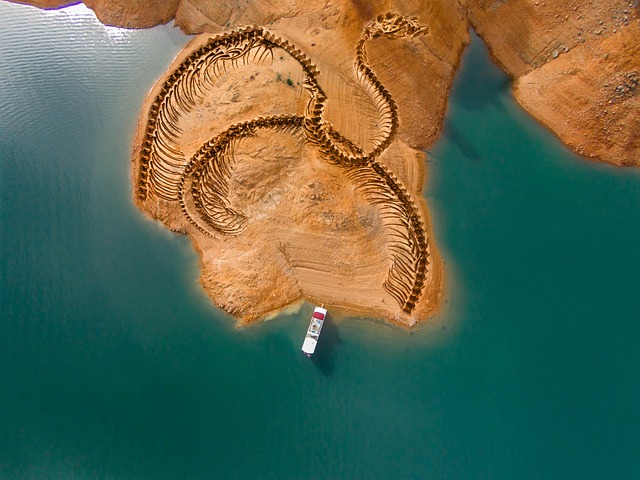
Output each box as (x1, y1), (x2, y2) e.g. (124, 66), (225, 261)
(135, 13), (431, 314)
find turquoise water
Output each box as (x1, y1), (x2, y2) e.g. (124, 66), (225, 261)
(1, 4), (639, 479)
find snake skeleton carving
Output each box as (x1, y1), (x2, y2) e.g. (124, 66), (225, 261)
(135, 13), (432, 315)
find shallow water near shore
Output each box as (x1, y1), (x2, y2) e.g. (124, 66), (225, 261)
(1, 4), (639, 479)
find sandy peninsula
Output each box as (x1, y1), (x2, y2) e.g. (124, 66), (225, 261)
(129, 10), (467, 326)
(461, 0), (639, 166)
(13, 0), (639, 326)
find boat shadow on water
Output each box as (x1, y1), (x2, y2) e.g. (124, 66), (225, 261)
(442, 118), (482, 163)
(309, 316), (341, 377)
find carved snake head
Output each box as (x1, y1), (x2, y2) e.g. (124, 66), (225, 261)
(368, 13), (429, 40)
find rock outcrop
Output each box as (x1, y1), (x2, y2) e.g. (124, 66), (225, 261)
(81, 0), (181, 28)
(461, 0), (639, 165)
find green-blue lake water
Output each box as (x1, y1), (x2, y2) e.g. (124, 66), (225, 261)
(1, 3), (639, 479)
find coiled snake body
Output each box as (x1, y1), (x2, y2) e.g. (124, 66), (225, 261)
(136, 13), (430, 314)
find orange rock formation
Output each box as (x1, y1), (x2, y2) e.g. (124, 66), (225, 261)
(131, 12), (464, 325)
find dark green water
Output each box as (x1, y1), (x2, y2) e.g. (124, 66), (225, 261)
(1, 4), (639, 479)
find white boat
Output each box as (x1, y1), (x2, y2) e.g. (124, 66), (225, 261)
(301, 306), (327, 357)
